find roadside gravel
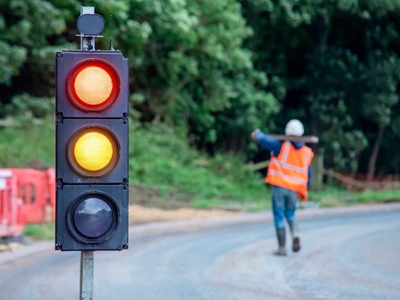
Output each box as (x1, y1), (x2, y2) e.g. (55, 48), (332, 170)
(129, 204), (238, 224)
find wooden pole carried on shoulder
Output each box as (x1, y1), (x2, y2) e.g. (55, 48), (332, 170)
(268, 134), (319, 144)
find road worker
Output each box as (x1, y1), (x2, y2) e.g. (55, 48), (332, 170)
(251, 119), (314, 256)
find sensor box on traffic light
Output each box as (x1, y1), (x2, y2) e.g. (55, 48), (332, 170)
(55, 50), (129, 251)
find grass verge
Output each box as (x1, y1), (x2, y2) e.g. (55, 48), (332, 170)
(1, 117), (399, 241)
(23, 223), (55, 240)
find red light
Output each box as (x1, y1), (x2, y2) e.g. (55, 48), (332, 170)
(67, 60), (120, 111)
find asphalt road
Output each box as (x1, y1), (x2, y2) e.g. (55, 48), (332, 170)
(0, 204), (399, 300)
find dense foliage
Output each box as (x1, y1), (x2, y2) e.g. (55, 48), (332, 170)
(1, 0), (400, 178)
(242, 0), (400, 177)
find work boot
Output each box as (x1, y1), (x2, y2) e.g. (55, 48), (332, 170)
(273, 227), (287, 256)
(289, 220), (301, 252)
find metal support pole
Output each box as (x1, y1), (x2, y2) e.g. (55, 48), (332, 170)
(80, 251), (94, 300)
(80, 6), (95, 50)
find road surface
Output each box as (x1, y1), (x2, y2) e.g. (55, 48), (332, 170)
(0, 204), (399, 300)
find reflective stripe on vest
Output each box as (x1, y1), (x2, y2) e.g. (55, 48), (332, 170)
(266, 141), (313, 195)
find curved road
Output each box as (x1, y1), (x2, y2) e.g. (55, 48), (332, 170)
(0, 204), (399, 300)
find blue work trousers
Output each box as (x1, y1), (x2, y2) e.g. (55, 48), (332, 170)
(271, 185), (298, 228)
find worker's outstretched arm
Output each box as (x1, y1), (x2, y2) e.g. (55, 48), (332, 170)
(251, 129), (282, 156)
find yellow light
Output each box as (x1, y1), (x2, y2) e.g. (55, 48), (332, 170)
(67, 127), (120, 177)
(74, 132), (113, 172)
(74, 66), (113, 107)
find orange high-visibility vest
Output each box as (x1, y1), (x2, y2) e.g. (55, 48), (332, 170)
(266, 141), (314, 198)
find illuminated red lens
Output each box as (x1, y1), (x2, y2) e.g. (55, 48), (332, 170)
(67, 60), (120, 111)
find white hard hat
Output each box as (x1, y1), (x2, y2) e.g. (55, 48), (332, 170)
(285, 119), (304, 136)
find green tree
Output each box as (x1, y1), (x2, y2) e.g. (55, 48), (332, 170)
(241, 0), (400, 176)
(0, 0), (71, 117)
(120, 0), (278, 152)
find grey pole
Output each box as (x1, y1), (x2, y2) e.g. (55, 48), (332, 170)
(80, 6), (95, 50)
(80, 251), (94, 300)
(78, 9), (96, 299)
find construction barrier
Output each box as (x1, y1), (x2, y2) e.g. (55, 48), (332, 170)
(0, 168), (55, 239)
(0, 170), (25, 238)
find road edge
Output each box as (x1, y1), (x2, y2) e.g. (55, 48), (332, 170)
(0, 203), (399, 266)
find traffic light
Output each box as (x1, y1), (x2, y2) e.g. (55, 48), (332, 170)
(55, 50), (129, 251)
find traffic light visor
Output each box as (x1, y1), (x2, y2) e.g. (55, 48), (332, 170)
(67, 127), (120, 177)
(67, 60), (120, 111)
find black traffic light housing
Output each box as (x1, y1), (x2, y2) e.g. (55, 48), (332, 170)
(55, 50), (129, 251)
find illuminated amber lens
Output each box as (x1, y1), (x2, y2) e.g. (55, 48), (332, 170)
(74, 131), (113, 172)
(67, 127), (120, 177)
(74, 66), (113, 107)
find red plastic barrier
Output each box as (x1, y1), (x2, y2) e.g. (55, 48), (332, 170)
(7, 168), (56, 224)
(0, 170), (25, 237)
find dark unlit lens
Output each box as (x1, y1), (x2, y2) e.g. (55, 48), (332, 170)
(74, 197), (112, 238)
